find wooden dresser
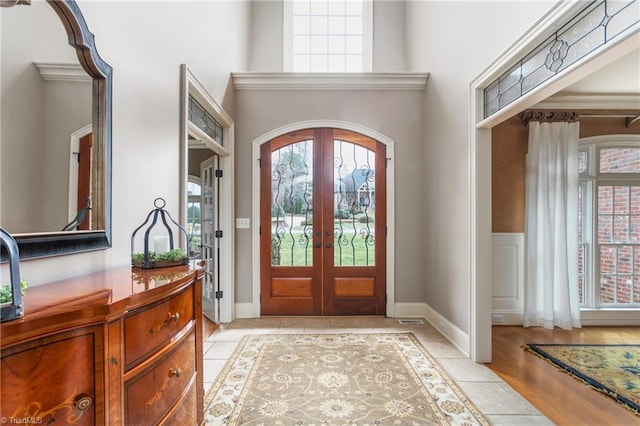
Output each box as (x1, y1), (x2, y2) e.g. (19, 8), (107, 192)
(0, 263), (204, 425)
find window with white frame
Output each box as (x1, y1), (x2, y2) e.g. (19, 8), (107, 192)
(284, 0), (372, 72)
(186, 178), (202, 259)
(579, 136), (640, 308)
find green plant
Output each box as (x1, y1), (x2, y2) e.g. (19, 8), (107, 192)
(0, 279), (28, 304)
(357, 215), (373, 223)
(158, 248), (187, 261)
(132, 252), (158, 263)
(132, 248), (187, 263)
(334, 209), (351, 219)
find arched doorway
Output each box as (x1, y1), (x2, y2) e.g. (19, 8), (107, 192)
(260, 128), (387, 315)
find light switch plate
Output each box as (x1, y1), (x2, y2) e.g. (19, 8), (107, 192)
(236, 218), (250, 229)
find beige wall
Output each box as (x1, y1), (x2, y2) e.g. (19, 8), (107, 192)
(1, 0), (249, 284)
(2, 0), (567, 339)
(1, 1), (90, 233)
(249, 0), (406, 72)
(405, 0), (554, 332)
(492, 114), (640, 233)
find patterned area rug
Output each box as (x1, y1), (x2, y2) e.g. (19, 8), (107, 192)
(204, 333), (490, 425)
(523, 344), (640, 415)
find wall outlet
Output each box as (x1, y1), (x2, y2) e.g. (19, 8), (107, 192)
(492, 314), (505, 324)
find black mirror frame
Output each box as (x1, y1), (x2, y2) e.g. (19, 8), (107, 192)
(1, 0), (112, 261)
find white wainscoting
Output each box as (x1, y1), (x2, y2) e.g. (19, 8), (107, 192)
(492, 233), (525, 325)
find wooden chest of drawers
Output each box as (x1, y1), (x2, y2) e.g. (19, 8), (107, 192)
(0, 264), (204, 425)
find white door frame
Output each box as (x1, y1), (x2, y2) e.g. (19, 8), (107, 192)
(251, 120), (395, 317)
(469, 2), (640, 362)
(180, 64), (235, 324)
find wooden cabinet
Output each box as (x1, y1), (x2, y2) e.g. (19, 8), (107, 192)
(1, 326), (103, 425)
(0, 264), (204, 425)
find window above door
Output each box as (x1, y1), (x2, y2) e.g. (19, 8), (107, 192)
(283, 0), (373, 72)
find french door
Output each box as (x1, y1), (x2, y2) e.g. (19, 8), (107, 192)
(201, 155), (220, 322)
(260, 128), (386, 316)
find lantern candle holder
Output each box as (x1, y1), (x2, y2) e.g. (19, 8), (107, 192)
(131, 198), (189, 269)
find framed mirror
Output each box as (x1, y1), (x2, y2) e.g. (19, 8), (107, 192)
(1, 0), (112, 260)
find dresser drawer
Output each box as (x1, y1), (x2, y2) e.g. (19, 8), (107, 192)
(124, 286), (194, 370)
(160, 377), (197, 425)
(1, 327), (100, 425)
(125, 328), (196, 425)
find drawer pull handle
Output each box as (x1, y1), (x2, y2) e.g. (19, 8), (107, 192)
(169, 368), (182, 378)
(74, 394), (93, 411)
(168, 312), (180, 322)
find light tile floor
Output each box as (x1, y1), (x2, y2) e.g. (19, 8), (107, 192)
(203, 317), (552, 425)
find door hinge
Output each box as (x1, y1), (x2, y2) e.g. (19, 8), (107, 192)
(215, 169), (223, 178)
(258, 158), (262, 168)
(215, 290), (224, 299)
(215, 230), (223, 238)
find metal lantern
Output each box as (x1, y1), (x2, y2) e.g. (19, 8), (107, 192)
(0, 228), (24, 322)
(131, 198), (189, 269)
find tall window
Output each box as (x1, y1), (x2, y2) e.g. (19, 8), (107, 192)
(579, 136), (640, 308)
(284, 0), (372, 72)
(186, 178), (202, 258)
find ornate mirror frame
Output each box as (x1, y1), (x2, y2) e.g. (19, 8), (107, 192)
(1, 0), (112, 260)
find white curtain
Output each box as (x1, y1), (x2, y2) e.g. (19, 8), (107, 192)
(524, 121), (582, 330)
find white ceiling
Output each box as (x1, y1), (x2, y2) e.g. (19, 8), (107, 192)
(556, 48), (640, 96)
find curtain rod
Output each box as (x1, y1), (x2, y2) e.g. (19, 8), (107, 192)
(519, 110), (640, 128)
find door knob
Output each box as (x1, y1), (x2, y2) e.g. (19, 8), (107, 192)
(325, 231), (332, 236)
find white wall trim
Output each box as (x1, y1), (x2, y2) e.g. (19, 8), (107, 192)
(180, 64), (235, 324)
(535, 93), (640, 110)
(580, 310), (640, 326)
(424, 303), (470, 358)
(34, 62), (91, 82)
(393, 303), (429, 319)
(251, 120), (396, 318)
(492, 233), (525, 324)
(470, 2), (640, 362)
(232, 72), (429, 91)
(235, 303), (256, 319)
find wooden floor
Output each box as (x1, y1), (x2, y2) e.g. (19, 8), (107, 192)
(202, 315), (218, 340)
(487, 326), (639, 425)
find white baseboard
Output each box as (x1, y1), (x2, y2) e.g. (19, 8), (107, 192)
(490, 311), (524, 325)
(393, 303), (429, 318)
(490, 309), (640, 326)
(580, 309), (640, 326)
(234, 303), (257, 319)
(394, 302), (470, 357)
(234, 301), (468, 355)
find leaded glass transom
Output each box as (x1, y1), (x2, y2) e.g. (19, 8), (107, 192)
(189, 95), (224, 145)
(484, 0), (640, 118)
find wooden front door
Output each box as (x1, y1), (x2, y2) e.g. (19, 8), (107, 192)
(77, 133), (92, 230)
(260, 128), (386, 316)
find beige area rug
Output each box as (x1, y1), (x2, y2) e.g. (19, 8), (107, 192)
(204, 333), (490, 425)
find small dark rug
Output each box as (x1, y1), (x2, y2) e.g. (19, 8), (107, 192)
(523, 343), (640, 415)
